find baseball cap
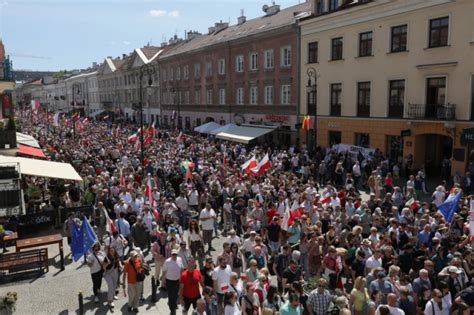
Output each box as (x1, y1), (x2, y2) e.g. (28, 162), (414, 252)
(377, 271), (386, 278)
(448, 266), (462, 274)
(171, 249), (179, 255)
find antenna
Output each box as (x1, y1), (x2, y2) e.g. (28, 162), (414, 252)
(241, 9), (244, 17)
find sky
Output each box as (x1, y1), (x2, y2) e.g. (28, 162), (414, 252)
(0, 0), (303, 71)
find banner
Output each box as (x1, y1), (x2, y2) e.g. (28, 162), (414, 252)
(331, 144), (375, 159)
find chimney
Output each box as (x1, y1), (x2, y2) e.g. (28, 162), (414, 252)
(263, 2), (280, 16)
(238, 9), (246, 25)
(214, 20), (229, 33)
(187, 30), (201, 40)
(122, 54), (127, 59)
(92, 62), (98, 68)
(208, 26), (216, 34)
(161, 41), (167, 47)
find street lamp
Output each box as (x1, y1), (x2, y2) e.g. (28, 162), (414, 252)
(306, 67), (317, 157)
(172, 85), (181, 130)
(138, 64), (154, 177)
(71, 84), (81, 138)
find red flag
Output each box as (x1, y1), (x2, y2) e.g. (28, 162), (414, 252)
(148, 122), (155, 138)
(117, 143), (123, 153)
(120, 168), (125, 189)
(144, 134), (152, 146)
(152, 210), (160, 221)
(286, 200), (303, 226)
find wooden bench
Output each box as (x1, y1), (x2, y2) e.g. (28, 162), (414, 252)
(0, 248), (49, 280)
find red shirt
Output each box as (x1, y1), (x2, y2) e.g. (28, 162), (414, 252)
(180, 269), (202, 299)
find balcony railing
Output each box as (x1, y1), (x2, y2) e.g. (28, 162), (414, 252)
(388, 106), (404, 119)
(407, 103), (456, 120)
(330, 104), (341, 117)
(357, 105), (370, 118)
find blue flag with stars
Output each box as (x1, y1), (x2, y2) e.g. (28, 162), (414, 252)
(71, 217), (98, 262)
(438, 191), (462, 223)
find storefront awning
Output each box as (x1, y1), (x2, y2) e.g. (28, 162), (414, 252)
(17, 144), (46, 159)
(194, 121), (221, 134)
(216, 125), (276, 144)
(0, 155), (82, 181)
(16, 132), (40, 148)
(209, 123), (237, 135)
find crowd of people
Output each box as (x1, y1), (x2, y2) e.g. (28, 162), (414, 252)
(10, 110), (474, 314)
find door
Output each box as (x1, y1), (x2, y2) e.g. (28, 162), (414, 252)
(426, 77), (446, 119)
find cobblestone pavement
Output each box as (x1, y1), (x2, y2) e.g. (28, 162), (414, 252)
(2, 189), (374, 314)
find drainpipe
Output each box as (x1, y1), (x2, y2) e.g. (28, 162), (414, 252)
(295, 23), (301, 148)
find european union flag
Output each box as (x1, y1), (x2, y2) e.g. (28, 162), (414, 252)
(71, 217), (98, 262)
(438, 191), (462, 223)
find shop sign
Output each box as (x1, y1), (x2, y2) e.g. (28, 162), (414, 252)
(461, 128), (474, 145)
(19, 211), (55, 227)
(400, 129), (411, 137)
(264, 114), (289, 123)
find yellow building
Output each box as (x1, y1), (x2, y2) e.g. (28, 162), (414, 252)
(299, 0), (474, 176)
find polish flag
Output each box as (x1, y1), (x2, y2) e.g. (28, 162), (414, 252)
(144, 134), (152, 146)
(128, 133), (138, 143)
(251, 154), (270, 176)
(146, 177), (154, 208)
(148, 122), (155, 138)
(241, 156), (257, 175)
(286, 200), (303, 227)
(104, 209), (116, 235)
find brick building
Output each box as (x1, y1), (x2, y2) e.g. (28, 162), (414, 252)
(158, 2), (310, 146)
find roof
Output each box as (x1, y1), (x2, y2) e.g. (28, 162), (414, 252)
(160, 2), (310, 59)
(0, 155), (82, 181)
(141, 46), (162, 60)
(16, 132), (40, 148)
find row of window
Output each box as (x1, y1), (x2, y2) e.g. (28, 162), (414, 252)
(163, 46), (292, 81)
(162, 85), (291, 105)
(321, 77), (447, 117)
(307, 16), (449, 63)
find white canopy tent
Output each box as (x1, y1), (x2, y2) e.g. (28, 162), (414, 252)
(16, 132), (40, 148)
(215, 125), (276, 144)
(0, 155), (83, 181)
(209, 123), (237, 135)
(193, 121), (221, 134)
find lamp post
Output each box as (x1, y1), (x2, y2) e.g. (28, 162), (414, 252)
(306, 67), (317, 157)
(172, 85), (181, 130)
(138, 64), (154, 177)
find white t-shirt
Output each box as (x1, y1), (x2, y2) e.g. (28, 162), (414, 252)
(87, 251), (105, 274)
(212, 265), (232, 294)
(365, 256), (382, 271)
(200, 208), (216, 231)
(376, 305), (405, 315)
(227, 235), (241, 246)
(224, 304), (240, 315)
(163, 257), (183, 281)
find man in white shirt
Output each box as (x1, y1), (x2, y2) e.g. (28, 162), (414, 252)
(365, 249), (383, 275)
(376, 293), (405, 315)
(175, 193), (189, 229)
(352, 161), (361, 191)
(162, 249), (184, 315)
(241, 231), (257, 263)
(213, 256), (232, 314)
(104, 231), (128, 259)
(199, 203), (216, 252)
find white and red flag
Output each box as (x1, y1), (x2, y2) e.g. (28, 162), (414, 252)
(128, 133), (138, 143)
(104, 209), (116, 235)
(145, 177), (154, 208)
(241, 156), (257, 175)
(251, 154), (270, 176)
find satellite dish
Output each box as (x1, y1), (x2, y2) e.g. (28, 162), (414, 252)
(262, 4), (269, 12)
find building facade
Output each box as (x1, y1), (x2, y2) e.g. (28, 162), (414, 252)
(96, 47), (162, 123)
(158, 3), (310, 145)
(300, 0), (474, 175)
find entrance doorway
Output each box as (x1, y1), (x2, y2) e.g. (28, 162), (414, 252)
(416, 134), (452, 176)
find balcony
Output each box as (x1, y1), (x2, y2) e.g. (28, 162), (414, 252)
(330, 104), (341, 117)
(162, 104), (297, 115)
(406, 103), (456, 120)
